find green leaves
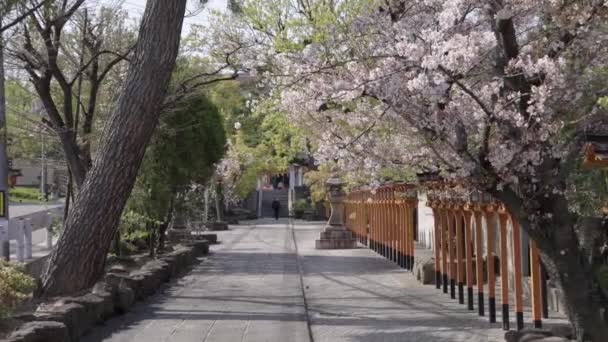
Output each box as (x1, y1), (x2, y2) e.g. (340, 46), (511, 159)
(129, 92), (227, 222)
(0, 260), (36, 319)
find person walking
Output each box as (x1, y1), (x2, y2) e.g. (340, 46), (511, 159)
(271, 198), (281, 220)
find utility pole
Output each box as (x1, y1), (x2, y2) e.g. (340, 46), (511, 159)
(40, 126), (46, 200)
(0, 15), (11, 260)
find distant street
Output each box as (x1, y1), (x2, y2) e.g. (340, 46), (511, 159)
(7, 202), (63, 261)
(9, 202), (63, 218)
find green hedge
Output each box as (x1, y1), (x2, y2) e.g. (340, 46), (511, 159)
(9, 187), (42, 202)
(0, 260), (36, 318)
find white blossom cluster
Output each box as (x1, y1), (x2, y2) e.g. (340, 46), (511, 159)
(207, 0), (607, 196)
(246, 0), (607, 192)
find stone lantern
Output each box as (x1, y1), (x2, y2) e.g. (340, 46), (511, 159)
(315, 176), (357, 249)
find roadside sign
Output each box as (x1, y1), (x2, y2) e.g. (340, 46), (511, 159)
(0, 191), (5, 218)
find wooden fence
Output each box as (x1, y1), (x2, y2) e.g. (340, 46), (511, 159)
(343, 183), (546, 331)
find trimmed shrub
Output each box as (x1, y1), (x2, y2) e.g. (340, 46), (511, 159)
(0, 260), (36, 318)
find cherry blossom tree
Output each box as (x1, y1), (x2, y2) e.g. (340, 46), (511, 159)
(215, 0), (608, 339)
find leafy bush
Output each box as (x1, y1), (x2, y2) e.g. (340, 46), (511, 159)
(0, 260), (36, 318)
(294, 199), (312, 210)
(48, 217), (63, 237)
(9, 187), (41, 203)
(119, 210), (158, 242)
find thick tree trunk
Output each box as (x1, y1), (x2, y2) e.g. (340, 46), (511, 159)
(502, 191), (608, 342)
(33, 80), (88, 187)
(539, 242), (607, 341)
(215, 179), (224, 222)
(203, 186), (209, 222)
(158, 193), (175, 253)
(40, 0), (187, 297)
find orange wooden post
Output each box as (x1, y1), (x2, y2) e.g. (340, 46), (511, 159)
(345, 197), (351, 231)
(464, 210), (474, 310)
(407, 200), (415, 270)
(361, 193), (365, 243)
(364, 193), (369, 247)
(376, 190), (381, 254)
(360, 193), (364, 243)
(390, 188), (394, 261)
(376, 190), (381, 253)
(474, 211), (485, 316)
(354, 194), (359, 242)
(410, 198), (416, 270)
(398, 186), (405, 268)
(371, 192), (377, 252)
(360, 193), (364, 244)
(432, 207), (442, 289)
(456, 208), (465, 304)
(498, 212), (510, 330)
(448, 206), (456, 299)
(485, 209), (497, 323)
(387, 188), (392, 260)
(511, 216), (524, 330)
(381, 188), (387, 258)
(389, 189), (393, 260)
(530, 241), (543, 328)
(405, 201), (411, 270)
(351, 194), (356, 240)
(405, 198), (414, 271)
(382, 188), (388, 258)
(376, 190), (381, 255)
(440, 207), (449, 294)
(392, 187), (399, 264)
(361, 192), (372, 247)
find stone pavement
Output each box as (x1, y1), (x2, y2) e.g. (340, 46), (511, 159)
(80, 219), (563, 342)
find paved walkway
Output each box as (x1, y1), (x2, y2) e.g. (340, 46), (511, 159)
(81, 219), (552, 342)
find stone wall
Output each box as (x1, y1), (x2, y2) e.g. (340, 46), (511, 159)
(4, 241), (209, 342)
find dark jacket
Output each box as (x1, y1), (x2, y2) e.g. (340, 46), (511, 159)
(271, 200), (280, 210)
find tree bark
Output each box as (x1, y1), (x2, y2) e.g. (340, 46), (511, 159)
(0, 15), (12, 260)
(158, 193), (175, 253)
(500, 191), (608, 342)
(215, 179), (224, 222)
(40, 0), (187, 296)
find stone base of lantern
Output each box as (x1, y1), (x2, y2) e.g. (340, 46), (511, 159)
(315, 225), (357, 249)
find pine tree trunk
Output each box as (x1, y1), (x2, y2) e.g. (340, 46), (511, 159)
(40, 0), (187, 297)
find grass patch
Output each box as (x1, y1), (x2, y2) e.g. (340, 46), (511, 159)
(9, 187), (42, 203)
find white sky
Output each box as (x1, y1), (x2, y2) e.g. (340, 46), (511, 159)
(95, 0), (228, 34)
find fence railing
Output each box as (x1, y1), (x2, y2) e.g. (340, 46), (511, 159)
(343, 183), (546, 331)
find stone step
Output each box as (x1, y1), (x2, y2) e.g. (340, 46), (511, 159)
(320, 230), (354, 240)
(315, 238), (358, 249)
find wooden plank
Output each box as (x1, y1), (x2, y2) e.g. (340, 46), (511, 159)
(448, 207), (456, 299)
(530, 241), (543, 328)
(485, 210), (497, 323)
(511, 217), (524, 330)
(464, 211), (474, 310)
(474, 211), (485, 316)
(456, 209), (465, 304)
(441, 208), (449, 294)
(499, 213), (510, 330)
(433, 207), (442, 289)
(409, 202), (416, 270)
